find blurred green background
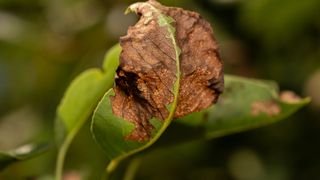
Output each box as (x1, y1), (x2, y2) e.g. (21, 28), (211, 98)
(0, 0), (319, 179)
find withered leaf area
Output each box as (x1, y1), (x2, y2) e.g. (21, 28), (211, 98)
(111, 0), (223, 142)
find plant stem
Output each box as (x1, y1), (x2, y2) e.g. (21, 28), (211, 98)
(55, 127), (79, 180)
(55, 145), (67, 180)
(103, 159), (121, 180)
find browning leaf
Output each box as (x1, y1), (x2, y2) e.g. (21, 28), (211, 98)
(280, 91), (302, 103)
(251, 100), (281, 116)
(112, 0), (223, 141)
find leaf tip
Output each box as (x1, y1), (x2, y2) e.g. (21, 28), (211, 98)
(125, 3), (140, 15)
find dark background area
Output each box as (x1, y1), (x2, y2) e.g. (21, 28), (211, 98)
(0, 0), (319, 179)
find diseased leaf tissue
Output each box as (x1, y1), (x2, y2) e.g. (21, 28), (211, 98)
(112, 0), (223, 141)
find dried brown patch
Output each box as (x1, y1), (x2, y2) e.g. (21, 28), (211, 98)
(251, 100), (281, 117)
(280, 91), (302, 104)
(111, 0), (223, 141)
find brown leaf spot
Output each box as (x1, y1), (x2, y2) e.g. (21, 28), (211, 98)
(111, 0), (223, 142)
(280, 91), (302, 104)
(251, 100), (281, 117)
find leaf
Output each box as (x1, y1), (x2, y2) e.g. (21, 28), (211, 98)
(91, 1), (223, 170)
(205, 75), (309, 138)
(0, 143), (50, 171)
(173, 75), (310, 140)
(91, 89), (142, 159)
(103, 44), (121, 72)
(91, 1), (180, 164)
(56, 44), (121, 139)
(55, 44), (120, 180)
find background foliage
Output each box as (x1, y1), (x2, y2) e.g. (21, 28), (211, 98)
(0, 0), (319, 179)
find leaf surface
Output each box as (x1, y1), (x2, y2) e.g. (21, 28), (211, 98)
(91, 1), (186, 163)
(173, 75), (310, 140)
(0, 143), (50, 171)
(56, 44), (120, 139)
(55, 44), (120, 180)
(204, 76), (310, 138)
(91, 0), (224, 165)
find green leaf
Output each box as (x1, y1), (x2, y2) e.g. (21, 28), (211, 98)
(55, 44), (120, 180)
(175, 75), (310, 139)
(91, 1), (181, 171)
(91, 89), (142, 160)
(204, 75), (310, 138)
(0, 143), (50, 171)
(103, 44), (121, 72)
(56, 44), (121, 137)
